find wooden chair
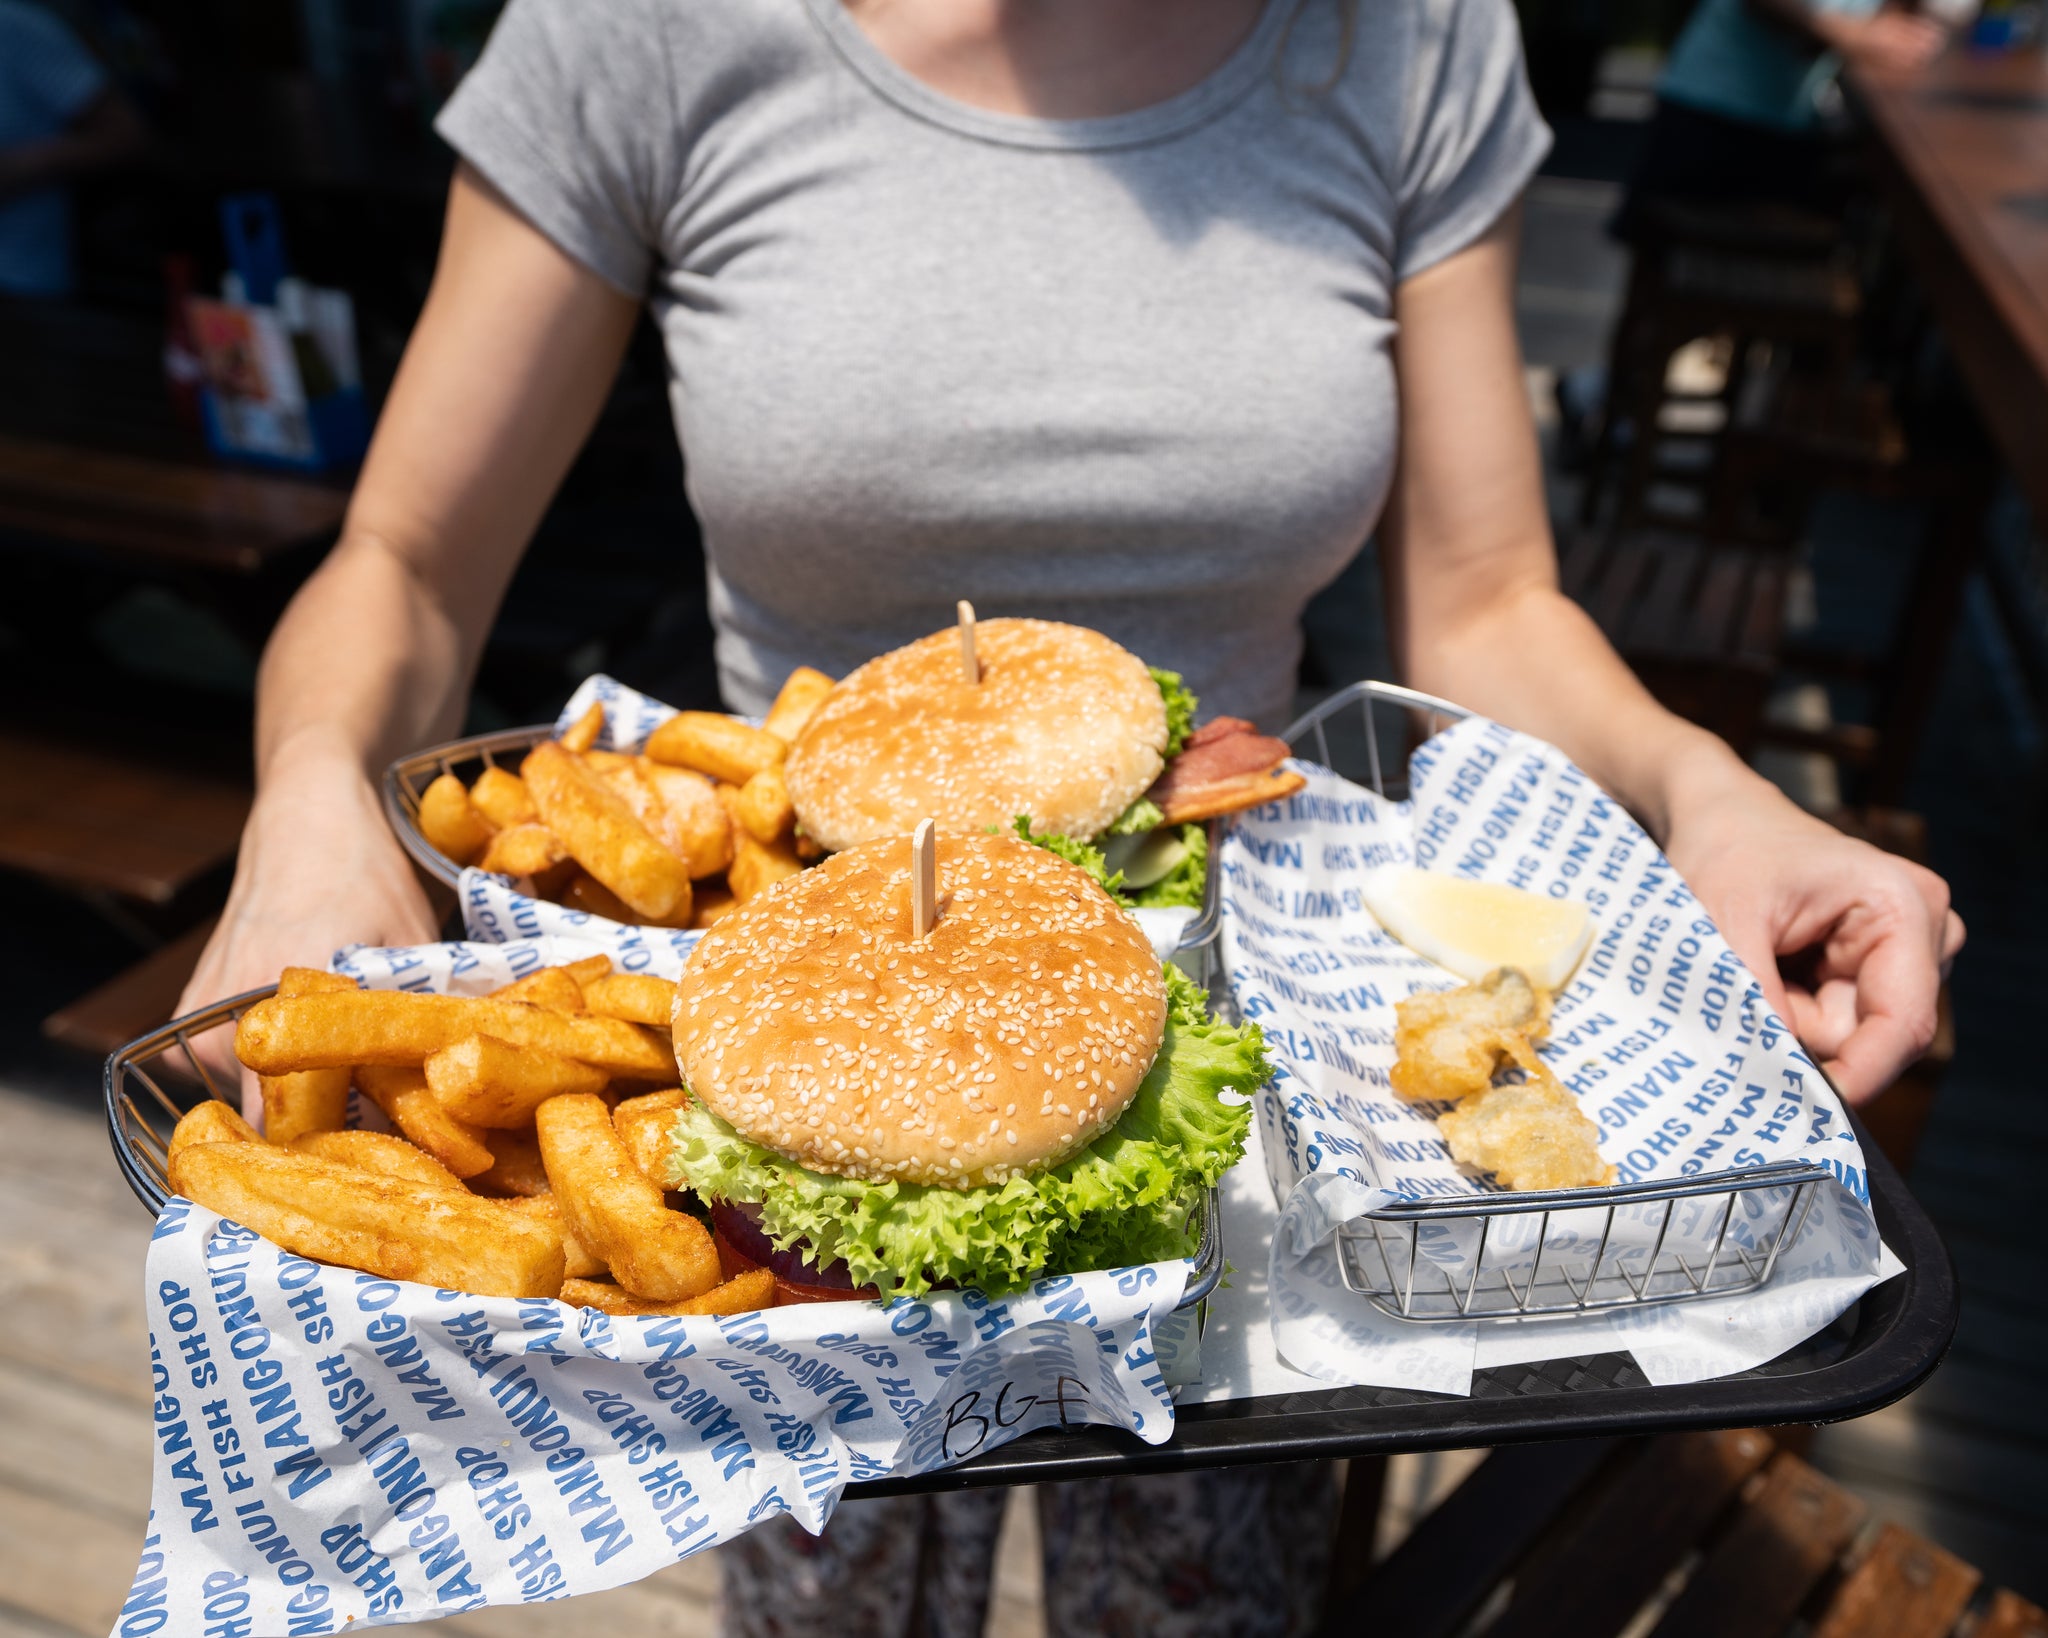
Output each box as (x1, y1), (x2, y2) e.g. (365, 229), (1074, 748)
(1560, 527), (1788, 757)
(1580, 198), (1864, 540)
(1322, 1433), (2045, 1638)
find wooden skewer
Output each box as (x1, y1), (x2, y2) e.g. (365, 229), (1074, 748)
(911, 818), (937, 939)
(957, 599), (978, 684)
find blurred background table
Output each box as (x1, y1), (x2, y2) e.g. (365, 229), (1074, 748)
(1848, 51), (2048, 531)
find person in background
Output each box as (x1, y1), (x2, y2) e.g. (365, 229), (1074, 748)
(1616, 0), (1948, 235)
(0, 0), (145, 298)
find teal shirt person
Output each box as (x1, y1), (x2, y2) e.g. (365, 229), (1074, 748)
(0, 0), (109, 296)
(1658, 0), (1880, 131)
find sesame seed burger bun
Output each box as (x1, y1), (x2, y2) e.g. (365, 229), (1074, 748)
(784, 618), (1169, 851)
(673, 829), (1168, 1189)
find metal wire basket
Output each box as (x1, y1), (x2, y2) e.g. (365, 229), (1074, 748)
(101, 986), (1225, 1314)
(1273, 679), (1836, 1322)
(383, 727), (1229, 945)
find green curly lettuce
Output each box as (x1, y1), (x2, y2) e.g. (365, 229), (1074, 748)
(1127, 824), (1208, 911)
(1106, 796), (1166, 837)
(668, 962), (1266, 1297)
(1151, 667), (1198, 759)
(1004, 815), (1124, 896)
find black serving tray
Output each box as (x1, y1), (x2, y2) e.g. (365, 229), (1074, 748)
(846, 1113), (1956, 1497)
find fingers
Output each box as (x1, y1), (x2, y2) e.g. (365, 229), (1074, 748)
(1816, 924), (1941, 1105)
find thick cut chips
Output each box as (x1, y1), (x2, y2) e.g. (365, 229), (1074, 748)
(470, 766), (537, 830)
(234, 988), (673, 1079)
(729, 831), (802, 903)
(356, 1065), (496, 1178)
(613, 1088), (686, 1185)
(417, 773), (494, 866)
(761, 667), (834, 745)
(259, 967), (356, 1143)
(735, 767), (795, 844)
(471, 1128), (550, 1197)
(582, 974), (676, 1029)
(491, 965), (587, 1013)
(559, 1269), (774, 1317)
(479, 822), (569, 878)
(523, 740), (692, 922)
(645, 712), (785, 787)
(503, 1193), (607, 1279)
(169, 1141), (564, 1298)
(169, 1099), (262, 1164)
(641, 762), (733, 879)
(424, 1032), (608, 1127)
(291, 1129), (466, 1193)
(536, 1093), (719, 1302)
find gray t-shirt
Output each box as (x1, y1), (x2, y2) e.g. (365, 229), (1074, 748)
(438, 0), (1548, 726)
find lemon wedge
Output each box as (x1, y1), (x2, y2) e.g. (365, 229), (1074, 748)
(1359, 866), (1592, 989)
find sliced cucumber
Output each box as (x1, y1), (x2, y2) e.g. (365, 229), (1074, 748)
(1102, 828), (1188, 890)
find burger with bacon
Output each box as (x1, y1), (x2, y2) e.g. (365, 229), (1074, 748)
(782, 617), (1303, 910)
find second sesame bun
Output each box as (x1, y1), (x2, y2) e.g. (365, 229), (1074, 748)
(784, 618), (1169, 851)
(673, 829), (1168, 1189)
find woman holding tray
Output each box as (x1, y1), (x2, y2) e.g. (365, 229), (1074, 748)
(178, 0), (1962, 1632)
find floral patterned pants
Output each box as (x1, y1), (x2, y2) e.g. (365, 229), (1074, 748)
(719, 1464), (1338, 1638)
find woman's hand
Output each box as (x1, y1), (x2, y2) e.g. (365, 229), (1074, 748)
(1663, 779), (1963, 1104)
(176, 742), (440, 1117)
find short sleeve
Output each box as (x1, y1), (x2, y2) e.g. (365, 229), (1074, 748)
(2, 3), (108, 127)
(1394, 0), (1552, 283)
(434, 0), (676, 296)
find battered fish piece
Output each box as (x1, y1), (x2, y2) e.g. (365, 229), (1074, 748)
(1437, 1050), (1614, 1191)
(1389, 967), (1548, 1103)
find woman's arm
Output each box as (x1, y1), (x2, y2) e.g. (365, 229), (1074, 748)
(1744, 0), (1947, 73)
(179, 165), (641, 1033)
(1380, 207), (1962, 1102)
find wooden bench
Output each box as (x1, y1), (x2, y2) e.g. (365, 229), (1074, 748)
(1324, 1433), (2045, 1638)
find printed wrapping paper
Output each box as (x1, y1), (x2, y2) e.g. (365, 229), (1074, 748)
(126, 931), (1190, 1636)
(1219, 715), (1901, 1396)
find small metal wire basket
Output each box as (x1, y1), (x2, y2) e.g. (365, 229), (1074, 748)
(1274, 680), (1836, 1323)
(101, 987), (1225, 1315)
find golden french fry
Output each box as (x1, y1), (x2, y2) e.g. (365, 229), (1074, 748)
(418, 773), (495, 866)
(560, 954), (613, 991)
(291, 1129), (466, 1193)
(735, 767), (796, 844)
(729, 831), (803, 902)
(762, 667), (835, 746)
(559, 701), (607, 755)
(504, 1193), (606, 1279)
(470, 1128), (550, 1198)
(169, 1100), (262, 1165)
(536, 1093), (720, 1302)
(425, 1032), (609, 1128)
(279, 967), (358, 998)
(522, 740), (692, 922)
(479, 822), (569, 877)
(491, 965), (586, 1012)
(260, 969), (357, 1142)
(355, 1065), (496, 1178)
(561, 871), (638, 925)
(582, 748), (634, 776)
(613, 1088), (686, 1185)
(582, 974), (676, 1029)
(170, 1142), (563, 1298)
(691, 882), (738, 929)
(559, 1268), (774, 1317)
(235, 989), (674, 1079)
(645, 712), (786, 786)
(641, 761), (733, 878)
(469, 766), (537, 829)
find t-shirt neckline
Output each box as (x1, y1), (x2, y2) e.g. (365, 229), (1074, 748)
(799, 0), (1299, 151)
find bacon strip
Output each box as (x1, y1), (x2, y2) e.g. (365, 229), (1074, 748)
(1149, 719), (1303, 825)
